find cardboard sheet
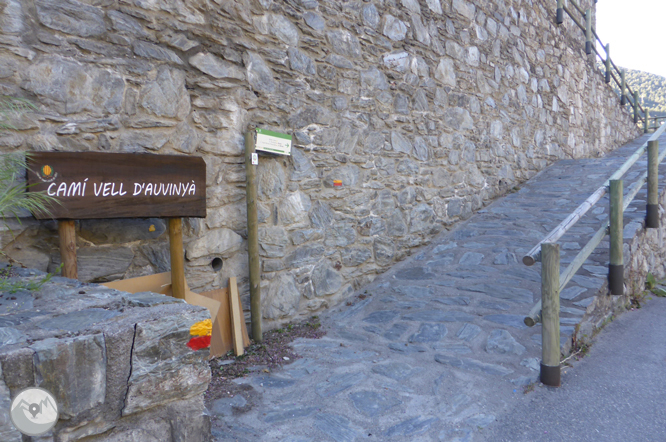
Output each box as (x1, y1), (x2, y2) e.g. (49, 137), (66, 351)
(104, 273), (249, 359)
(103, 272), (221, 331)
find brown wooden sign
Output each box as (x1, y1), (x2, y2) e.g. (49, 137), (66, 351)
(27, 152), (206, 219)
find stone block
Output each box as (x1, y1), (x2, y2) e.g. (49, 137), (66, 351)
(24, 57), (124, 115)
(362, 4), (379, 28)
(0, 361), (22, 441)
(168, 398), (211, 442)
(49, 246), (134, 283)
(122, 307), (211, 416)
(326, 30), (361, 58)
(263, 273), (300, 319)
(35, 0), (105, 37)
(303, 11), (325, 31)
(190, 52), (245, 80)
(37, 308), (121, 333)
(312, 262), (343, 297)
(79, 219), (166, 245)
(243, 52), (276, 94)
(139, 67), (190, 119)
(0, 347), (34, 396)
(32, 334), (106, 419)
(185, 228), (243, 260)
(382, 15), (407, 41)
(133, 40), (183, 64)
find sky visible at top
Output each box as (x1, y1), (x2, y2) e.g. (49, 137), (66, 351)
(596, 0), (666, 78)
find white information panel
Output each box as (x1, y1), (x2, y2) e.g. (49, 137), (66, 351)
(255, 128), (292, 156)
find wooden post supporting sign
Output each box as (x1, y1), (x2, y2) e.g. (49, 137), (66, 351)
(58, 220), (77, 279)
(244, 130), (262, 343)
(168, 218), (185, 300)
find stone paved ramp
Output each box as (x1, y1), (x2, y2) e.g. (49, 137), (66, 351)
(211, 132), (666, 442)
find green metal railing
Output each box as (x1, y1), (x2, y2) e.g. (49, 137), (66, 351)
(556, 0), (656, 131)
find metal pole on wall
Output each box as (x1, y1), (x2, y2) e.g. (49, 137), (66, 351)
(556, 0), (564, 25)
(245, 130), (262, 343)
(540, 242), (561, 387)
(609, 180), (624, 296)
(646, 140), (660, 228)
(620, 71), (627, 106)
(58, 220), (77, 279)
(168, 218), (186, 300)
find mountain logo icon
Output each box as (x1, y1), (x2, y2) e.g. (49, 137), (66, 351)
(9, 387), (59, 436)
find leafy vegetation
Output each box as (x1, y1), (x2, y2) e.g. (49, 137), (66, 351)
(0, 96), (59, 287)
(0, 152), (58, 223)
(0, 96), (36, 131)
(0, 264), (62, 293)
(600, 65), (666, 118)
(646, 272), (666, 297)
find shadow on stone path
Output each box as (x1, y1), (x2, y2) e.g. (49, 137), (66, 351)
(211, 132), (665, 442)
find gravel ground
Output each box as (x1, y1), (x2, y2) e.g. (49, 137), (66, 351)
(205, 316), (326, 404)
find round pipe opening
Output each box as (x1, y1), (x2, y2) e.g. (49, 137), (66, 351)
(211, 257), (223, 272)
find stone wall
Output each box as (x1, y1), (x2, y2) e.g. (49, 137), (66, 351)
(0, 0), (640, 329)
(0, 272), (211, 441)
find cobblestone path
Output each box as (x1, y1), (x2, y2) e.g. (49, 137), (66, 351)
(211, 132), (665, 442)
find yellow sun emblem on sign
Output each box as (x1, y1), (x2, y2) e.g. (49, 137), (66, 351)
(41, 165), (53, 178)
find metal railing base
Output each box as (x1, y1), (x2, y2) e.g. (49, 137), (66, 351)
(540, 362), (561, 387)
(608, 264), (624, 296)
(556, 8), (564, 24)
(646, 204), (659, 228)
(585, 41), (592, 55)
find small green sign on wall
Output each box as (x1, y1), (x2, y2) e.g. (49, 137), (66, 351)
(255, 128), (292, 156)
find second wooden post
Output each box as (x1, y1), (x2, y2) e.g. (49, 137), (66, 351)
(609, 180), (624, 296)
(646, 140), (659, 228)
(540, 242), (561, 387)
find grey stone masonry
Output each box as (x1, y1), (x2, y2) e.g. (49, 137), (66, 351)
(209, 131), (666, 442)
(0, 274), (211, 441)
(0, 0), (640, 329)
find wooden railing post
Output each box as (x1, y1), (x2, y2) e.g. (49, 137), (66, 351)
(620, 70), (627, 105)
(540, 243), (561, 387)
(556, 0), (564, 24)
(633, 91), (639, 123)
(644, 108), (650, 134)
(609, 180), (624, 296)
(245, 130), (262, 343)
(646, 140), (659, 228)
(585, 9), (592, 54)
(604, 44), (611, 83)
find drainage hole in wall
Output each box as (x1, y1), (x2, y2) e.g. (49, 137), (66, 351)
(211, 257), (223, 271)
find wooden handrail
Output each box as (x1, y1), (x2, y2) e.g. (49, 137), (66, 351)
(523, 123), (666, 265)
(525, 128), (666, 327)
